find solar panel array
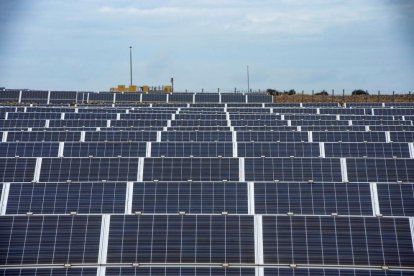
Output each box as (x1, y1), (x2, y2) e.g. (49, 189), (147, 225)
(1, 90), (414, 275)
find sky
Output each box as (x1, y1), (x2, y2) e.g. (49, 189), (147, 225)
(0, 0), (413, 93)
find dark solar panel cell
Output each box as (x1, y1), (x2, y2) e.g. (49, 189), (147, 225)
(238, 142), (320, 157)
(312, 132), (386, 142)
(39, 158), (139, 182)
(262, 216), (414, 266)
(324, 143), (410, 158)
(347, 158), (414, 182)
(237, 132), (308, 142)
(161, 131), (232, 142)
(115, 93), (141, 102)
(264, 268), (414, 275)
(0, 216), (101, 265)
(245, 158), (342, 182)
(377, 183), (414, 216)
(151, 142), (233, 157)
(63, 142), (147, 157)
(169, 93), (194, 102)
(85, 131), (157, 142)
(0, 268), (97, 276)
(105, 267), (255, 276)
(255, 182), (372, 215)
(0, 142), (59, 157)
(0, 158), (36, 182)
(7, 132), (81, 142)
(221, 94), (246, 103)
(143, 158), (239, 181)
(195, 93), (220, 103)
(6, 182), (126, 214)
(107, 215), (254, 264)
(133, 182), (248, 214)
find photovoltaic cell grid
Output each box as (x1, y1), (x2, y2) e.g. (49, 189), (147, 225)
(1, 92), (414, 275)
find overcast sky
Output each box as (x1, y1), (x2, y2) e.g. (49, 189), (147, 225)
(0, 0), (413, 93)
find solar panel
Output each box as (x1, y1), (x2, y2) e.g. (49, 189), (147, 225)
(377, 183), (414, 216)
(39, 158), (139, 182)
(63, 142), (147, 157)
(143, 158), (239, 181)
(133, 182), (248, 214)
(347, 158), (414, 182)
(244, 158), (342, 182)
(255, 182), (372, 215)
(0, 268), (97, 276)
(263, 268), (413, 275)
(151, 142), (233, 157)
(107, 215), (254, 263)
(262, 216), (414, 266)
(0, 215), (101, 265)
(324, 142), (410, 158)
(161, 131), (233, 142)
(0, 158), (36, 182)
(6, 131), (81, 142)
(6, 182), (126, 214)
(105, 267), (255, 275)
(238, 142), (320, 157)
(0, 142), (59, 157)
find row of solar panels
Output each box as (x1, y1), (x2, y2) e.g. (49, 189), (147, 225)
(3, 131), (414, 142)
(1, 267), (413, 276)
(1, 157), (413, 182)
(5, 112), (414, 121)
(3, 106), (414, 115)
(1, 182), (412, 216)
(0, 142), (412, 158)
(1, 120), (412, 128)
(0, 91), (272, 103)
(0, 215), (413, 267)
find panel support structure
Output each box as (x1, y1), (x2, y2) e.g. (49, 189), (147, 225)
(45, 120), (50, 128)
(60, 113), (65, 120)
(319, 142), (325, 158)
(116, 113), (120, 120)
(287, 120), (291, 126)
(245, 94), (248, 103)
(219, 93), (222, 103)
(2, 131), (8, 142)
(139, 93), (142, 103)
(348, 120), (353, 126)
(58, 142), (65, 157)
(47, 90), (51, 104)
(0, 183), (10, 215)
(369, 183), (381, 216)
(371, 108), (375, 115)
(232, 142), (238, 158)
(4, 112), (8, 120)
(106, 120), (111, 128)
(156, 131), (162, 142)
(146, 142), (152, 157)
(336, 115), (340, 121)
(232, 131), (237, 143)
(365, 125), (370, 132)
(166, 94), (169, 103)
(98, 214), (111, 266)
(239, 157), (245, 182)
(340, 158), (348, 183)
(33, 157), (42, 183)
(316, 108), (320, 114)
(125, 182), (134, 214)
(254, 215), (264, 265)
(385, 131), (391, 143)
(409, 143), (414, 159)
(247, 182), (255, 215)
(308, 131), (313, 142)
(409, 218), (414, 253)
(113, 93), (116, 104)
(137, 157), (144, 182)
(80, 131), (86, 142)
(192, 94), (196, 104)
(18, 90), (22, 103)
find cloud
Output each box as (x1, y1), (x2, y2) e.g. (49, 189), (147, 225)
(97, 0), (372, 36)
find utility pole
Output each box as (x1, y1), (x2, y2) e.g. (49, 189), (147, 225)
(129, 46), (133, 86)
(247, 65), (250, 93)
